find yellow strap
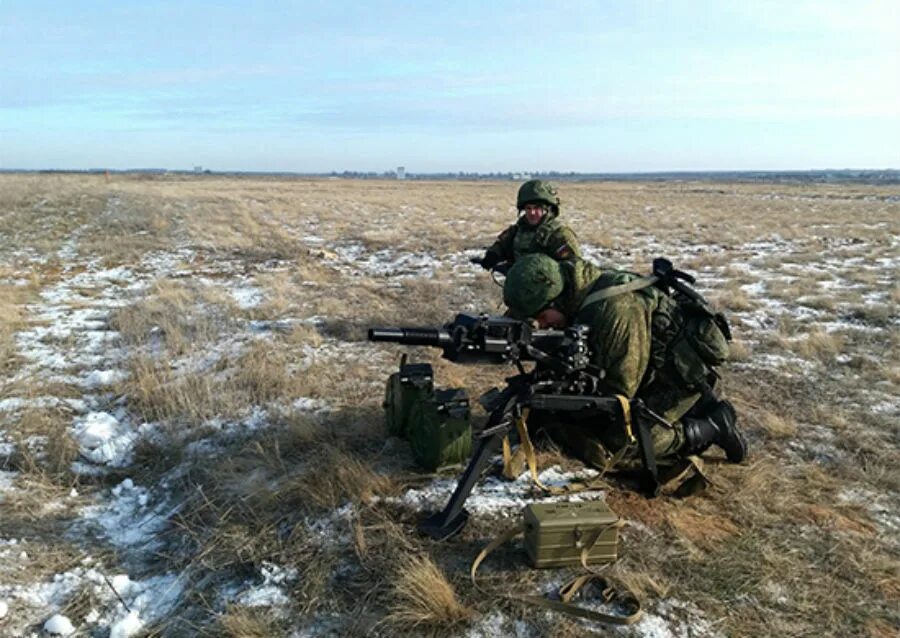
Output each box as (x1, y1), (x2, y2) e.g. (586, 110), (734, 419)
(502, 434), (512, 475)
(578, 520), (625, 573)
(614, 395), (635, 444)
(470, 522), (523, 590)
(658, 454), (713, 496)
(599, 444), (630, 479)
(515, 408), (566, 494)
(504, 408), (609, 494)
(502, 434), (527, 480)
(550, 571), (643, 625)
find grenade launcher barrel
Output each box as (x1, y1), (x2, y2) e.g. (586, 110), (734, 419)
(368, 313), (584, 367)
(367, 327), (453, 348)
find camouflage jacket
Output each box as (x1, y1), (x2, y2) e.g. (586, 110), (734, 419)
(573, 271), (706, 425)
(486, 214), (580, 264)
(574, 271), (663, 400)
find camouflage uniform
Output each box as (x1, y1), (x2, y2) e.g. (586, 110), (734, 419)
(486, 214), (581, 264)
(504, 255), (745, 470)
(563, 272), (696, 466)
(481, 180), (581, 268)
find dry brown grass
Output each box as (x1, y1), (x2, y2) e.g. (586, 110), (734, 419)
(756, 410), (799, 438)
(274, 445), (395, 512)
(0, 174), (107, 261)
(7, 408), (80, 485)
(386, 553), (474, 630)
(665, 508), (740, 548)
(788, 328), (846, 361)
(726, 338), (751, 362)
(713, 285), (755, 313)
(112, 278), (237, 354)
(125, 355), (223, 426)
(2, 174), (898, 636)
(231, 339), (323, 403)
(213, 605), (287, 637)
(0, 304), (24, 378)
(0, 276), (40, 379)
(123, 340), (339, 428)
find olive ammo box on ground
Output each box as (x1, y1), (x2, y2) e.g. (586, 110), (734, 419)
(408, 388), (472, 471)
(383, 358), (434, 438)
(523, 501), (620, 568)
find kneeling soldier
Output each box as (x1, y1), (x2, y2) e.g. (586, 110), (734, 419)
(502, 254), (747, 471)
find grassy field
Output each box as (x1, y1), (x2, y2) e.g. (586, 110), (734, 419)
(0, 173), (897, 637)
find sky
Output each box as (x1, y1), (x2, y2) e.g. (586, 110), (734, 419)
(1, 0), (898, 173)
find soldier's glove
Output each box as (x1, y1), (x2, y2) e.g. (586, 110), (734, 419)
(479, 251), (501, 270)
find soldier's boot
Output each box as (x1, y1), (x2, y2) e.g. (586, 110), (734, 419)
(682, 400), (747, 463)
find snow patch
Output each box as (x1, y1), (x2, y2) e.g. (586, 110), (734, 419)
(388, 466), (605, 520)
(1, 565), (183, 636)
(79, 479), (173, 550)
(465, 610), (537, 637)
(838, 487), (900, 536)
(109, 609), (143, 638)
(237, 562), (299, 607)
(72, 412), (137, 466)
(304, 503), (355, 547)
(231, 285), (264, 309)
(44, 613), (76, 635)
(82, 368), (128, 388)
(292, 397), (332, 413)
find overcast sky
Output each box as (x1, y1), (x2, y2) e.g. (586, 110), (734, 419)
(2, 0), (898, 172)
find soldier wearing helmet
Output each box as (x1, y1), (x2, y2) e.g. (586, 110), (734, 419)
(503, 253), (747, 472)
(477, 180), (581, 271)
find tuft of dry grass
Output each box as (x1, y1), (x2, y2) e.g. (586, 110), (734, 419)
(212, 605), (287, 637)
(112, 278), (237, 354)
(666, 508), (740, 547)
(230, 339), (324, 403)
(0, 279), (38, 378)
(125, 355), (223, 426)
(726, 338), (751, 362)
(756, 410), (799, 439)
(713, 285), (755, 313)
(123, 339), (338, 428)
(8, 409), (80, 486)
(275, 445), (395, 512)
(788, 328), (845, 361)
(386, 553), (474, 630)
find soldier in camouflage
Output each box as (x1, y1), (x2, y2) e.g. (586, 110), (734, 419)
(503, 253), (747, 470)
(477, 180), (581, 271)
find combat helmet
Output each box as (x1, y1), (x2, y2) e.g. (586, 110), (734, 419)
(503, 254), (564, 319)
(517, 179), (560, 212)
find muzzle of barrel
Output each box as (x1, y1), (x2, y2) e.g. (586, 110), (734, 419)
(367, 327), (444, 346)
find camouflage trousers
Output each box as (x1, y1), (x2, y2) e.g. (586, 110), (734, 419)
(535, 388), (701, 472)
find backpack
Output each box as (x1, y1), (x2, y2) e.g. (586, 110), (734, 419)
(579, 265), (732, 391)
(650, 292), (731, 389)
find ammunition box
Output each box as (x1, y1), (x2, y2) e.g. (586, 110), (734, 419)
(383, 362), (434, 438)
(523, 501), (619, 568)
(408, 388), (472, 471)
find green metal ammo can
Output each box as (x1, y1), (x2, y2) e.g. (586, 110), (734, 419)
(383, 359), (434, 438)
(408, 388), (472, 471)
(523, 501), (620, 568)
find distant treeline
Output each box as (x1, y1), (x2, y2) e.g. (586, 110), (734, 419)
(3, 168), (899, 185)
